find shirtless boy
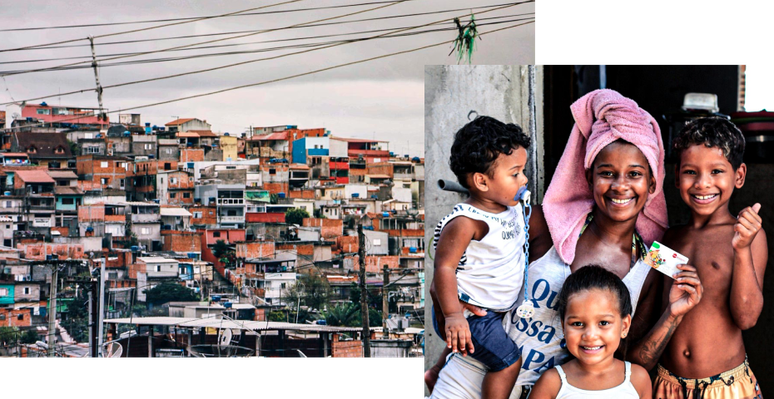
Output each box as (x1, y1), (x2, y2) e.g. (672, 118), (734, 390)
(656, 117), (767, 398)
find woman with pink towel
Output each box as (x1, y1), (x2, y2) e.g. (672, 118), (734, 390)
(429, 89), (703, 398)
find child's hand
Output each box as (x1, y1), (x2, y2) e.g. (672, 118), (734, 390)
(444, 313), (475, 356)
(668, 264), (703, 318)
(733, 203), (763, 250)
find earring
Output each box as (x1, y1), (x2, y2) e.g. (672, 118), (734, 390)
(621, 332), (627, 338)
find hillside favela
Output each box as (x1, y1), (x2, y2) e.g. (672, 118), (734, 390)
(0, 106), (425, 358)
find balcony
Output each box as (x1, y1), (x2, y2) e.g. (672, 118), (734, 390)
(218, 215), (245, 223)
(217, 198), (244, 206)
(32, 218), (53, 227)
(132, 213), (160, 223)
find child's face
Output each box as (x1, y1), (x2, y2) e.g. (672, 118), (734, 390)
(587, 141), (655, 223)
(476, 146), (528, 208)
(562, 288), (631, 367)
(676, 144), (746, 217)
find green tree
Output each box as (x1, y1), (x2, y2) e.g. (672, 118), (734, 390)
(20, 329), (39, 344)
(285, 208), (310, 225)
(348, 283), (383, 309)
(286, 274), (331, 314)
(325, 303), (360, 327)
(268, 310), (288, 322)
(211, 239), (236, 267)
(144, 283), (199, 306)
(0, 326), (19, 346)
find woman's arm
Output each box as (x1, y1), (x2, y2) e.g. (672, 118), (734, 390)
(527, 204), (552, 262)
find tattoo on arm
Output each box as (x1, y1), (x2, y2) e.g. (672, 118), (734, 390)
(638, 319), (678, 366)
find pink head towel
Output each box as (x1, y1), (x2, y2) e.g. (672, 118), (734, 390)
(543, 89), (668, 264)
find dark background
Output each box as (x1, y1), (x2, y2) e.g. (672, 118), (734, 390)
(542, 65), (773, 387)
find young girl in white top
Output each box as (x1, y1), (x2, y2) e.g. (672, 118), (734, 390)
(530, 265), (652, 399)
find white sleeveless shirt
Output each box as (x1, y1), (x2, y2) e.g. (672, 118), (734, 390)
(504, 246), (650, 387)
(555, 361), (640, 398)
(430, 247), (651, 399)
(433, 203), (526, 311)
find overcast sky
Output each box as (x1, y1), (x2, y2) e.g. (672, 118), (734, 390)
(0, 0), (534, 157)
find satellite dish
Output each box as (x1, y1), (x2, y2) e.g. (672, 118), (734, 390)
(105, 342), (123, 358)
(218, 329), (233, 347)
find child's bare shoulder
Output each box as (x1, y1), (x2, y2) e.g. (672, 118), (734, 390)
(629, 363), (652, 396)
(530, 368), (561, 399)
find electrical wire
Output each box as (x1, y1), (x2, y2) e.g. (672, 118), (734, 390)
(12, 2), (530, 52)
(0, 5), (528, 109)
(0, 16), (534, 106)
(0, 0), (307, 53)
(0, 1), (424, 32)
(0, 13), (530, 66)
(1, 22), (532, 130)
(0, 0), (414, 77)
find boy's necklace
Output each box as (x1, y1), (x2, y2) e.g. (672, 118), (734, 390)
(580, 213), (647, 268)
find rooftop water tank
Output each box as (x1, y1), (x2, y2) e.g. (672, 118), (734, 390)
(409, 247), (417, 253)
(382, 212), (389, 217)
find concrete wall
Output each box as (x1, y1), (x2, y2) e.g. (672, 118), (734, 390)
(423, 65), (544, 373)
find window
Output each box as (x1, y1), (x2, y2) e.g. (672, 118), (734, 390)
(119, 179), (125, 189)
(101, 161), (108, 168)
(101, 178), (108, 185)
(170, 177), (177, 184)
(170, 193), (176, 198)
(183, 192), (191, 198)
(36, 108), (51, 115)
(0, 314), (4, 321)
(141, 228), (150, 235)
(193, 212), (202, 218)
(120, 162), (127, 168)
(17, 314), (24, 321)
(27, 146), (36, 153)
(84, 146), (100, 154)
(166, 148), (173, 154)
(156, 265), (161, 272)
(85, 133), (93, 139)
(213, 231), (221, 238)
(4, 201), (11, 208)
(373, 239), (381, 246)
(54, 147), (64, 154)
(269, 168), (276, 175)
(145, 144), (152, 150)
(23, 287), (30, 295)
(62, 198), (74, 205)
(0, 288), (6, 296)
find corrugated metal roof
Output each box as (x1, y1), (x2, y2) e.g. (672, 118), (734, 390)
(46, 170), (78, 179)
(103, 316), (369, 332)
(160, 207), (192, 217)
(248, 132), (288, 141)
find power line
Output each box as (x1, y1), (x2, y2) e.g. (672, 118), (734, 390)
(0, 1), (422, 32)
(2, 21), (532, 131)
(0, 5), (528, 107)
(12, 2), (529, 52)
(0, 14), (530, 66)
(0, 17), (532, 78)
(0, 0), (413, 78)
(0, 0), (307, 53)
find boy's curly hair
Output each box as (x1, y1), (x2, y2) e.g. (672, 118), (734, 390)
(450, 116), (531, 189)
(673, 117), (746, 170)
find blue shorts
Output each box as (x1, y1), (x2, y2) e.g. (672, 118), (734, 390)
(433, 307), (521, 372)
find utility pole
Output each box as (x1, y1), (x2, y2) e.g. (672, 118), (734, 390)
(88, 37), (105, 121)
(357, 222), (370, 357)
(382, 265), (390, 339)
(47, 267), (57, 357)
